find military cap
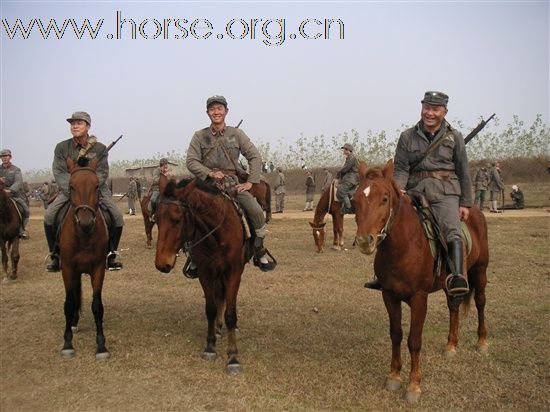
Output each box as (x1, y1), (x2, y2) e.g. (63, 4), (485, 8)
(66, 111), (91, 125)
(341, 143), (354, 152)
(206, 95), (228, 108)
(159, 158), (168, 165)
(421, 91), (449, 107)
(0, 149), (12, 156)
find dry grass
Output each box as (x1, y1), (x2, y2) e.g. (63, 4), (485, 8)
(1, 203), (549, 411)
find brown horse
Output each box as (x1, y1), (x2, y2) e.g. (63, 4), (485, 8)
(353, 160), (489, 402)
(142, 176), (271, 248)
(309, 180), (344, 252)
(155, 178), (252, 373)
(59, 158), (110, 360)
(0, 181), (21, 281)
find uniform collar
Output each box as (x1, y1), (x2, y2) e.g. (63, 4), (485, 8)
(72, 136), (89, 148)
(210, 126), (225, 136)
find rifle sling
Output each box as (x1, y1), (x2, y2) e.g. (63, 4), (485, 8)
(410, 129), (453, 172)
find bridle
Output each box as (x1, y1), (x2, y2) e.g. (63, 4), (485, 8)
(159, 195), (227, 253)
(371, 184), (404, 246)
(69, 168), (99, 230)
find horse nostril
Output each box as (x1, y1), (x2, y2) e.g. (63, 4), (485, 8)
(367, 234), (376, 245)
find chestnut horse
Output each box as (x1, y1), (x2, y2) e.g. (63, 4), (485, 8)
(353, 160), (489, 402)
(155, 178), (252, 373)
(309, 180), (344, 252)
(0, 181), (21, 281)
(59, 158), (110, 360)
(142, 177), (271, 247)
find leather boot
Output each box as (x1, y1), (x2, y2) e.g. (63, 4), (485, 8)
(44, 223), (60, 272)
(20, 217), (29, 239)
(341, 196), (352, 215)
(183, 257), (198, 279)
(107, 226), (123, 270)
(445, 239), (469, 296)
(253, 237), (276, 272)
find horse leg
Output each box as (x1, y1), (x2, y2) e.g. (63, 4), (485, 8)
(331, 214), (343, 250)
(10, 238), (20, 280)
(61, 274), (81, 358)
(146, 221), (153, 248)
(215, 297), (225, 339)
(382, 291), (403, 391)
(405, 292), (429, 402)
(470, 265), (489, 353)
(200, 278), (218, 361)
(91, 268), (110, 360)
(224, 271), (242, 374)
(444, 292), (460, 357)
(1, 241), (8, 280)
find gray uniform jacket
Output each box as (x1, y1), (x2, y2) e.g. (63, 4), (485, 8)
(488, 166), (503, 192)
(394, 120), (473, 208)
(127, 180), (138, 199)
(337, 154), (359, 188)
(474, 168), (489, 191)
(305, 175), (315, 201)
(0, 164), (25, 200)
(274, 172), (286, 195)
(187, 126), (262, 184)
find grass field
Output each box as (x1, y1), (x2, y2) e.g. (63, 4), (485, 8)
(1, 200), (549, 411)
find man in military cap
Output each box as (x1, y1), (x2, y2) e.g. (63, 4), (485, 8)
(0, 149), (30, 239)
(336, 143), (359, 214)
(148, 158), (169, 220)
(273, 166), (286, 213)
(473, 164), (489, 209)
(488, 161), (504, 212)
(127, 177), (138, 215)
(185, 95), (277, 278)
(43, 111), (124, 272)
(365, 91), (472, 296)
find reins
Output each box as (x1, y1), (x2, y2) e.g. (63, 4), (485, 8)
(69, 167), (99, 229)
(160, 194), (227, 252)
(374, 187), (404, 244)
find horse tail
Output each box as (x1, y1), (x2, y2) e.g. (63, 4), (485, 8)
(460, 288), (474, 318)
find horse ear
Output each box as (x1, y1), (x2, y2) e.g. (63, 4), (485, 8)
(163, 180), (176, 198)
(382, 159), (394, 180)
(358, 161), (368, 179)
(67, 158), (76, 172)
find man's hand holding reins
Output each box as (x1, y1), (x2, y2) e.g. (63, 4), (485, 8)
(459, 206), (470, 221)
(236, 182), (252, 192)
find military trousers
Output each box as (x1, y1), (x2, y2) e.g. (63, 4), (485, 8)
(45, 191), (124, 227)
(275, 193), (285, 212)
(236, 190), (267, 238)
(429, 195), (461, 243)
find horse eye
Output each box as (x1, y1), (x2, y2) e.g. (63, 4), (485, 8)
(382, 196), (389, 203)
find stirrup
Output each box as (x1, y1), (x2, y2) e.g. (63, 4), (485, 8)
(253, 249), (277, 272)
(182, 258), (198, 279)
(45, 253), (60, 272)
(445, 274), (469, 296)
(107, 252), (123, 271)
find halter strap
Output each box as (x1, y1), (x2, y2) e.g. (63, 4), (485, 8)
(375, 190), (404, 244)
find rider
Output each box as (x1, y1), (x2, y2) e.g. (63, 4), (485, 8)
(184, 95), (277, 278)
(43, 111), (124, 272)
(365, 91), (472, 296)
(148, 158), (169, 221)
(0, 149), (30, 239)
(336, 143), (359, 214)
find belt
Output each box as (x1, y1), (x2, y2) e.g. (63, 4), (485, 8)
(411, 170), (454, 181)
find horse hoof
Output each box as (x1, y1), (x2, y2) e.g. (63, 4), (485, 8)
(71, 326), (78, 334)
(404, 390), (421, 403)
(226, 362), (242, 375)
(60, 349), (75, 359)
(385, 377), (402, 391)
(96, 351), (111, 361)
(215, 332), (222, 339)
(444, 348), (457, 359)
(201, 351), (217, 361)
(477, 344), (489, 354)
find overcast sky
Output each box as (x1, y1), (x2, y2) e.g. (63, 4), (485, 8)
(1, 1), (548, 171)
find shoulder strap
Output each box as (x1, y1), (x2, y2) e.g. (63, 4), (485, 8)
(410, 128), (453, 172)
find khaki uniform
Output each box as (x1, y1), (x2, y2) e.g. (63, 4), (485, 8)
(473, 167), (489, 209)
(394, 120), (472, 242)
(127, 179), (138, 215)
(186, 126), (266, 237)
(44, 137), (123, 227)
(274, 171), (286, 212)
(488, 165), (503, 202)
(0, 163), (29, 219)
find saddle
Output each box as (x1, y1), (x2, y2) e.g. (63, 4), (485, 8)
(8, 198), (26, 224)
(409, 191), (472, 277)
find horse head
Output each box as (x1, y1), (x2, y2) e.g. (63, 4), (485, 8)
(67, 157), (100, 235)
(354, 159), (402, 255)
(155, 178), (192, 273)
(309, 221), (326, 253)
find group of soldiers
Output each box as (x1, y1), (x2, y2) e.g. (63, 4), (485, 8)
(3, 91), (530, 298)
(473, 161), (524, 211)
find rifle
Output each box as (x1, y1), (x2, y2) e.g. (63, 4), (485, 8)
(464, 114), (495, 145)
(235, 119), (243, 129)
(106, 135), (123, 151)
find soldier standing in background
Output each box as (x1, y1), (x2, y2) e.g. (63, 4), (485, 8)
(488, 161), (504, 213)
(273, 167), (286, 213)
(320, 167), (333, 192)
(473, 165), (489, 210)
(304, 170), (315, 211)
(127, 177), (138, 215)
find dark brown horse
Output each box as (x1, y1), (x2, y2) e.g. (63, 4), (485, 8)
(309, 180), (344, 252)
(59, 158), (110, 360)
(155, 178), (252, 373)
(0, 181), (21, 281)
(142, 176), (271, 248)
(353, 160), (489, 402)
